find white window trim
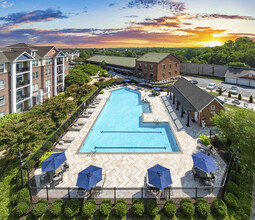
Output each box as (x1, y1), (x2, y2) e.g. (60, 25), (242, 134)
(211, 105), (215, 111)
(0, 63), (5, 73)
(0, 79), (5, 90)
(0, 95), (5, 106)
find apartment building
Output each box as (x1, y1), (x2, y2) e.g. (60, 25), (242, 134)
(0, 43), (69, 116)
(61, 49), (80, 61)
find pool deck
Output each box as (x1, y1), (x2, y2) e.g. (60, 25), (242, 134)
(35, 85), (226, 198)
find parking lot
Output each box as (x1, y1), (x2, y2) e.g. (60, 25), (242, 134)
(182, 74), (255, 98)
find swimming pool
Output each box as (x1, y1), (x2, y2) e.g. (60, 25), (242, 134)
(79, 88), (180, 153)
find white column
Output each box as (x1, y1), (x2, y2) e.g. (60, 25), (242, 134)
(62, 57), (65, 91)
(54, 58), (57, 96)
(11, 62), (17, 113)
(38, 89), (43, 104)
(29, 60), (33, 108)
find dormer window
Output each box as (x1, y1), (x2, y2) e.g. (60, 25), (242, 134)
(31, 51), (35, 57)
(249, 73), (252, 77)
(52, 50), (55, 54)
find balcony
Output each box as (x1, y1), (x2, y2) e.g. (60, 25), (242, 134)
(16, 79), (30, 88)
(16, 93), (30, 103)
(57, 70), (63, 75)
(17, 67), (29, 73)
(57, 78), (63, 84)
(57, 60), (63, 65)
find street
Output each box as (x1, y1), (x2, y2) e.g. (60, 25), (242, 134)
(182, 74), (255, 98)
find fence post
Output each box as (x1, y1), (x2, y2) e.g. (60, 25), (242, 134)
(141, 187), (143, 199)
(114, 187), (116, 204)
(46, 186), (49, 202)
(195, 187), (198, 199)
(169, 187), (171, 199)
(68, 187), (70, 200)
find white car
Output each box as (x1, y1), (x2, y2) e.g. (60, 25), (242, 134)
(206, 83), (216, 90)
(230, 86), (238, 95)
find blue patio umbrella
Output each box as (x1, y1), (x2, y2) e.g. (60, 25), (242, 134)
(147, 164), (173, 190)
(123, 79), (130, 82)
(41, 152), (66, 172)
(153, 87), (161, 91)
(192, 152), (218, 173)
(138, 82), (145, 85)
(76, 165), (102, 190)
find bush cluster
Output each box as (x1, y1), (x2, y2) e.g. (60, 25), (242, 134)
(81, 199), (96, 218)
(15, 169), (28, 189)
(146, 199), (158, 217)
(195, 198), (211, 218)
(114, 199), (128, 218)
(10, 187), (30, 206)
(49, 199), (64, 217)
(14, 201), (30, 217)
(180, 199), (195, 218)
(32, 200), (48, 217)
(99, 200), (112, 217)
(64, 199), (81, 218)
(199, 134), (210, 145)
(224, 193), (242, 210)
(39, 151), (53, 167)
(132, 199), (144, 217)
(211, 199), (228, 217)
(95, 79), (116, 88)
(163, 200), (176, 218)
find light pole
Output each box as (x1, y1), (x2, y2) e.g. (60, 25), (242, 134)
(18, 151), (25, 188)
(233, 147), (241, 182)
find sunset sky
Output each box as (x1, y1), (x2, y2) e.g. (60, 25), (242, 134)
(0, 0), (255, 48)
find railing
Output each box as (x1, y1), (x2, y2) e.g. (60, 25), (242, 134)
(16, 93), (30, 102)
(57, 61), (63, 65)
(17, 67), (29, 73)
(16, 79), (30, 87)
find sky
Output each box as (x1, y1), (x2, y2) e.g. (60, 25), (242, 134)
(0, 0), (255, 48)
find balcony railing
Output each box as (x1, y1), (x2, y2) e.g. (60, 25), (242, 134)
(57, 79), (63, 84)
(57, 60), (63, 65)
(17, 67), (29, 73)
(16, 79), (30, 88)
(57, 70), (63, 75)
(16, 94), (30, 103)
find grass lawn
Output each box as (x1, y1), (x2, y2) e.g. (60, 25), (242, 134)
(209, 91), (219, 97)
(224, 103), (240, 110)
(182, 73), (224, 82)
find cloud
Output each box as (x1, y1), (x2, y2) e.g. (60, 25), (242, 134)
(125, 0), (186, 13)
(186, 13), (255, 21)
(0, 0), (13, 8)
(0, 8), (68, 27)
(109, 3), (118, 7)
(123, 15), (139, 18)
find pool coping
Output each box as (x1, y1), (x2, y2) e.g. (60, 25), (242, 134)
(76, 87), (183, 155)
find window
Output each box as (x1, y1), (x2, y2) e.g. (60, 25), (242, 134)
(46, 79), (51, 87)
(0, 96), (5, 106)
(211, 105), (215, 111)
(144, 73), (147, 77)
(175, 63), (177, 68)
(144, 64), (147, 69)
(162, 64), (165, 70)
(162, 73), (165, 78)
(150, 64), (153, 70)
(169, 63), (171, 69)
(0, 80), (5, 90)
(64, 65), (67, 70)
(31, 51), (35, 57)
(16, 75), (23, 83)
(45, 58), (52, 65)
(32, 83), (39, 92)
(175, 71), (177, 75)
(0, 111), (6, 117)
(138, 63), (141, 68)
(45, 69), (51, 76)
(32, 60), (39, 67)
(150, 73), (153, 79)
(0, 63), (5, 73)
(33, 72), (39, 79)
(169, 71), (171, 76)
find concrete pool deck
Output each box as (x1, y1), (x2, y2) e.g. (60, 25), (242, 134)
(34, 85), (226, 198)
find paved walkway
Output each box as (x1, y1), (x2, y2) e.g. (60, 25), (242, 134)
(34, 85), (226, 199)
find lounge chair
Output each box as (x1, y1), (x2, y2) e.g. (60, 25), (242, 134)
(70, 124), (83, 131)
(76, 120), (86, 125)
(53, 144), (69, 152)
(62, 136), (74, 143)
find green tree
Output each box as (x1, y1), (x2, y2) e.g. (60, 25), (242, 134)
(65, 68), (91, 87)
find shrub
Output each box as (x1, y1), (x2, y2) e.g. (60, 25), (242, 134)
(224, 193), (241, 210)
(238, 94), (242, 100)
(44, 141), (53, 151)
(16, 169), (28, 188)
(57, 128), (64, 136)
(195, 199), (211, 218)
(228, 91), (231, 98)
(14, 201), (30, 217)
(64, 199), (81, 218)
(33, 149), (44, 161)
(81, 199), (96, 218)
(180, 199), (194, 218)
(32, 200), (48, 217)
(229, 170), (241, 184)
(226, 181), (240, 197)
(114, 199), (128, 218)
(132, 199), (144, 217)
(11, 187), (30, 205)
(164, 200), (176, 218)
(99, 200), (112, 217)
(99, 90), (104, 94)
(39, 151), (53, 167)
(51, 133), (59, 142)
(49, 199), (64, 217)
(211, 199), (228, 217)
(199, 134), (210, 146)
(249, 95), (253, 103)
(218, 89), (222, 95)
(146, 199), (158, 217)
(26, 159), (35, 170)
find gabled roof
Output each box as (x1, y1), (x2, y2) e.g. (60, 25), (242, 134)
(225, 67), (255, 79)
(173, 78), (219, 111)
(32, 46), (55, 57)
(136, 52), (180, 63)
(87, 55), (136, 68)
(3, 51), (34, 62)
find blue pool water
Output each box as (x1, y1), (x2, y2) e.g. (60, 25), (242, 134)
(79, 88), (180, 153)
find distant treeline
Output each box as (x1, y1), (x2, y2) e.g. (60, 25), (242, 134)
(74, 37), (255, 68)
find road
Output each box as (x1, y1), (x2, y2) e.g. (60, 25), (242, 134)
(182, 74), (255, 98)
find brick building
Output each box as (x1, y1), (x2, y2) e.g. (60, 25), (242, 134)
(170, 78), (224, 127)
(0, 43), (69, 116)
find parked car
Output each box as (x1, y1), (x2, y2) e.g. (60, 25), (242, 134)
(230, 86), (238, 95)
(206, 83), (216, 90)
(190, 80), (198, 84)
(216, 86), (227, 92)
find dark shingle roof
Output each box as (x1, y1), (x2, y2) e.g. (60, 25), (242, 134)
(32, 46), (55, 57)
(173, 78), (216, 111)
(225, 67), (255, 79)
